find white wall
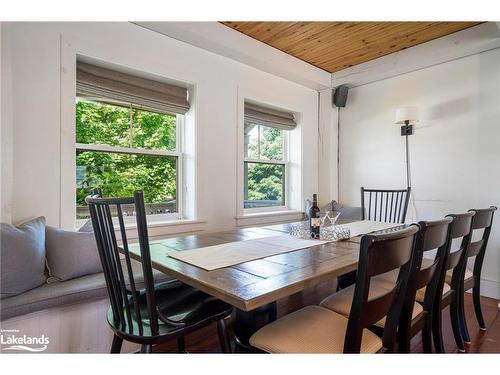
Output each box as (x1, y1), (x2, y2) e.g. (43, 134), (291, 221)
(318, 89), (338, 207)
(1, 24), (13, 223)
(338, 48), (500, 298)
(1, 22), (319, 235)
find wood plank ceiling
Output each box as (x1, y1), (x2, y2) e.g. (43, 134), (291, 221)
(221, 22), (481, 72)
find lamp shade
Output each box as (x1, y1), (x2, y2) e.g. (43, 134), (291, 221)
(395, 106), (419, 124)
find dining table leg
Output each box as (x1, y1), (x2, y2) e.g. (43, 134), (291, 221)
(337, 270), (357, 290)
(231, 302), (277, 353)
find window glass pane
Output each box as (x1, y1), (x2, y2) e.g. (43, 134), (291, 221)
(244, 122), (259, 159)
(132, 108), (176, 151)
(243, 122), (283, 161)
(76, 99), (131, 147)
(259, 125), (283, 161)
(244, 162), (284, 209)
(76, 151), (177, 220)
(76, 99), (177, 151)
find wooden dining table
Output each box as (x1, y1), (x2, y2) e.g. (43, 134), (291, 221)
(126, 220), (380, 352)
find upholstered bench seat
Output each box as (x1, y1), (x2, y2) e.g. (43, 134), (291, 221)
(1, 259), (172, 321)
(249, 305), (383, 353)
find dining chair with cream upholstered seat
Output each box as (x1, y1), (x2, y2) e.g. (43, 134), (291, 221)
(249, 225), (419, 353)
(444, 207), (496, 344)
(321, 218), (453, 353)
(430, 212), (474, 353)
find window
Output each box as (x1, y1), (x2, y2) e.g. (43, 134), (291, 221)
(243, 102), (295, 211)
(74, 62), (190, 223)
(75, 99), (182, 221)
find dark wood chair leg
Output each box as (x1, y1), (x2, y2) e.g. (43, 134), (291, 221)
(217, 318), (232, 353)
(110, 334), (123, 354)
(473, 281), (486, 330)
(177, 336), (187, 353)
(458, 285), (471, 343)
(422, 313), (433, 353)
(140, 344), (153, 353)
(450, 295), (465, 352)
(432, 305), (445, 353)
(396, 314), (411, 354)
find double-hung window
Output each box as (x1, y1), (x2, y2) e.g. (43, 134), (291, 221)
(75, 62), (190, 223)
(243, 102), (296, 212)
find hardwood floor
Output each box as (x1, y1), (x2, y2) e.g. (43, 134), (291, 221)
(154, 280), (500, 353)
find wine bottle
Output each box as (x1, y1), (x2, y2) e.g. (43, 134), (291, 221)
(309, 194), (320, 239)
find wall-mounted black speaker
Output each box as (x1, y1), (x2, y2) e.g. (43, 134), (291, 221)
(333, 85), (349, 107)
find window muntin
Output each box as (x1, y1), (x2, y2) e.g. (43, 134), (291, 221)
(243, 122), (287, 210)
(75, 98), (181, 221)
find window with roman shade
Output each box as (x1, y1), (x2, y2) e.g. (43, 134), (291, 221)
(243, 102), (295, 211)
(75, 61), (188, 223)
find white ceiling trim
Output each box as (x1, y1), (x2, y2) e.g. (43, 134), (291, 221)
(332, 22), (500, 88)
(134, 22), (332, 91)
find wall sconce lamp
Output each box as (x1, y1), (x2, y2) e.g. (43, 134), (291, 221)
(395, 106), (418, 135)
(395, 106), (419, 188)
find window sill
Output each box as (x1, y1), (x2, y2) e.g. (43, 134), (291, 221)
(121, 218), (208, 240)
(236, 210), (303, 220)
(236, 210), (304, 227)
(124, 218), (206, 230)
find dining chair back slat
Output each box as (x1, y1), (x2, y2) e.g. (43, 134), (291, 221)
(466, 240), (484, 258)
(470, 207), (497, 230)
(466, 207), (496, 263)
(361, 187), (411, 224)
(367, 234), (416, 276)
(415, 260), (440, 290)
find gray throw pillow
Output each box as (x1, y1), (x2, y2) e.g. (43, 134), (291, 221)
(0, 217), (47, 299)
(77, 219), (94, 233)
(45, 225), (102, 282)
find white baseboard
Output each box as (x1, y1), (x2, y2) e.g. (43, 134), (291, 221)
(478, 278), (500, 300)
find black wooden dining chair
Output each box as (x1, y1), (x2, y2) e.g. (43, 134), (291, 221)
(86, 190), (233, 353)
(320, 219), (452, 354)
(445, 206), (497, 344)
(249, 226), (419, 353)
(429, 212), (474, 353)
(361, 187), (411, 223)
(337, 187), (411, 291)
(395, 217), (453, 353)
(323, 218), (453, 353)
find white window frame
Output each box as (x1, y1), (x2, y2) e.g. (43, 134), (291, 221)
(75, 102), (184, 226)
(243, 122), (290, 214)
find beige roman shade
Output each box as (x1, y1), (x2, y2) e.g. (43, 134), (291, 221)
(76, 62), (190, 115)
(244, 102), (296, 130)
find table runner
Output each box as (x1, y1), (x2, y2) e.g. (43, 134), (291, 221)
(168, 220), (401, 271)
(168, 235), (328, 271)
(336, 220), (403, 237)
